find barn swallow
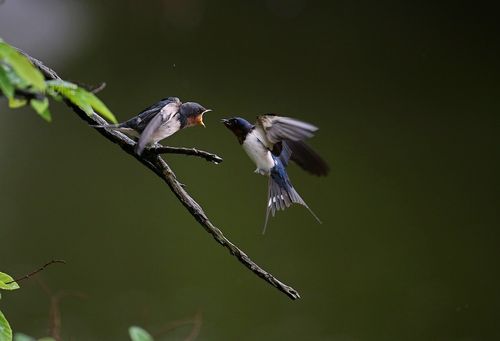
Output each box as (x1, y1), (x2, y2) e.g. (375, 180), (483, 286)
(96, 97), (210, 155)
(222, 115), (328, 233)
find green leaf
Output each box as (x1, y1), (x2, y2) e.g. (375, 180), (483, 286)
(78, 89), (117, 123)
(7, 97), (27, 109)
(30, 98), (52, 122)
(46, 80), (117, 123)
(13, 334), (35, 341)
(0, 67), (14, 99)
(128, 326), (154, 341)
(0, 41), (45, 92)
(0, 273), (19, 291)
(0, 310), (12, 341)
(46, 87), (62, 102)
(45, 79), (77, 90)
(1, 65), (30, 92)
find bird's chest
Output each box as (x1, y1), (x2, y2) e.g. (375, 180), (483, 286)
(151, 119), (181, 142)
(242, 133), (275, 173)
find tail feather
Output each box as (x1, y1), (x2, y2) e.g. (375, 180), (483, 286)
(91, 124), (140, 140)
(263, 160), (322, 234)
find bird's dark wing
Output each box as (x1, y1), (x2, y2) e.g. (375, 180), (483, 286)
(256, 114), (329, 175)
(135, 101), (180, 155)
(272, 140), (330, 176)
(123, 97), (181, 132)
(256, 114), (318, 147)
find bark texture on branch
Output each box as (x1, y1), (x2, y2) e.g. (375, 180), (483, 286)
(19, 51), (300, 300)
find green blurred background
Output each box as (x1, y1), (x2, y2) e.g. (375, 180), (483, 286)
(1, 0), (499, 340)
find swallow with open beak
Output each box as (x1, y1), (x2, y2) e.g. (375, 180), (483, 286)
(222, 115), (328, 233)
(97, 97), (210, 155)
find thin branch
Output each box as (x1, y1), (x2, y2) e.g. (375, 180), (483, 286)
(6, 259), (66, 285)
(73, 81), (107, 94)
(185, 311), (203, 341)
(18, 51), (300, 300)
(148, 145), (223, 164)
(48, 291), (87, 341)
(90, 82), (106, 94)
(14, 88), (45, 101)
(153, 311), (203, 340)
(35, 278), (87, 341)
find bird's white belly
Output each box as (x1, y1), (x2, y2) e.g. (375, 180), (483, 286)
(242, 134), (275, 174)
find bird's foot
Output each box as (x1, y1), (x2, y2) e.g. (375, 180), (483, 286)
(254, 168), (267, 176)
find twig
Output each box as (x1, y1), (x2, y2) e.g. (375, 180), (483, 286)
(89, 82), (106, 93)
(35, 278), (87, 341)
(35, 277), (87, 341)
(185, 311), (203, 341)
(71, 81), (107, 94)
(14, 88), (45, 101)
(17, 51), (301, 300)
(148, 145), (223, 164)
(153, 311), (203, 340)
(5, 259), (66, 285)
(48, 291), (87, 341)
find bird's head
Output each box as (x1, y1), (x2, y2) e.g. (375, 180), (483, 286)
(221, 117), (254, 144)
(180, 102), (211, 127)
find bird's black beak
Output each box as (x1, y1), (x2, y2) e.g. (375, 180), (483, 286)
(221, 118), (230, 126)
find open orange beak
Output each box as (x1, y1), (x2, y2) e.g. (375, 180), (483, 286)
(198, 109), (211, 127)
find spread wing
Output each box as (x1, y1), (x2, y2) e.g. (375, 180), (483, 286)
(135, 101), (180, 155)
(273, 140), (330, 176)
(256, 114), (329, 176)
(123, 97), (181, 132)
(256, 114), (318, 147)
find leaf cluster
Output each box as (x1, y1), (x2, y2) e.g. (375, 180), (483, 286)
(0, 38), (117, 123)
(0, 272), (20, 341)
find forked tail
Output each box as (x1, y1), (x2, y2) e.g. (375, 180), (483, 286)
(263, 155), (321, 234)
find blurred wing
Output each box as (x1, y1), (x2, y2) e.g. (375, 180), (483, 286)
(256, 114), (318, 148)
(135, 102), (180, 155)
(124, 97), (181, 132)
(257, 115), (329, 176)
(273, 140), (330, 176)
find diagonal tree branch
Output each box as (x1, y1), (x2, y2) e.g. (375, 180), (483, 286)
(19, 51), (300, 300)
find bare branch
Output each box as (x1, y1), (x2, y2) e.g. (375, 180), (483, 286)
(73, 81), (107, 93)
(48, 291), (87, 341)
(5, 259), (66, 285)
(35, 277), (87, 341)
(18, 51), (301, 300)
(153, 310), (203, 340)
(89, 82), (106, 93)
(185, 310), (203, 341)
(148, 145), (223, 164)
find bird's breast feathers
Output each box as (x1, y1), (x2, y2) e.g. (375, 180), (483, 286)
(150, 114), (181, 143)
(242, 131), (275, 174)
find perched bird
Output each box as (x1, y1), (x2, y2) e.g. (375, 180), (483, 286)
(97, 97), (210, 155)
(222, 115), (328, 233)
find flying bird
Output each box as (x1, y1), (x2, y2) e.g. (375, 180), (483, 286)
(97, 97), (210, 155)
(222, 115), (328, 233)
